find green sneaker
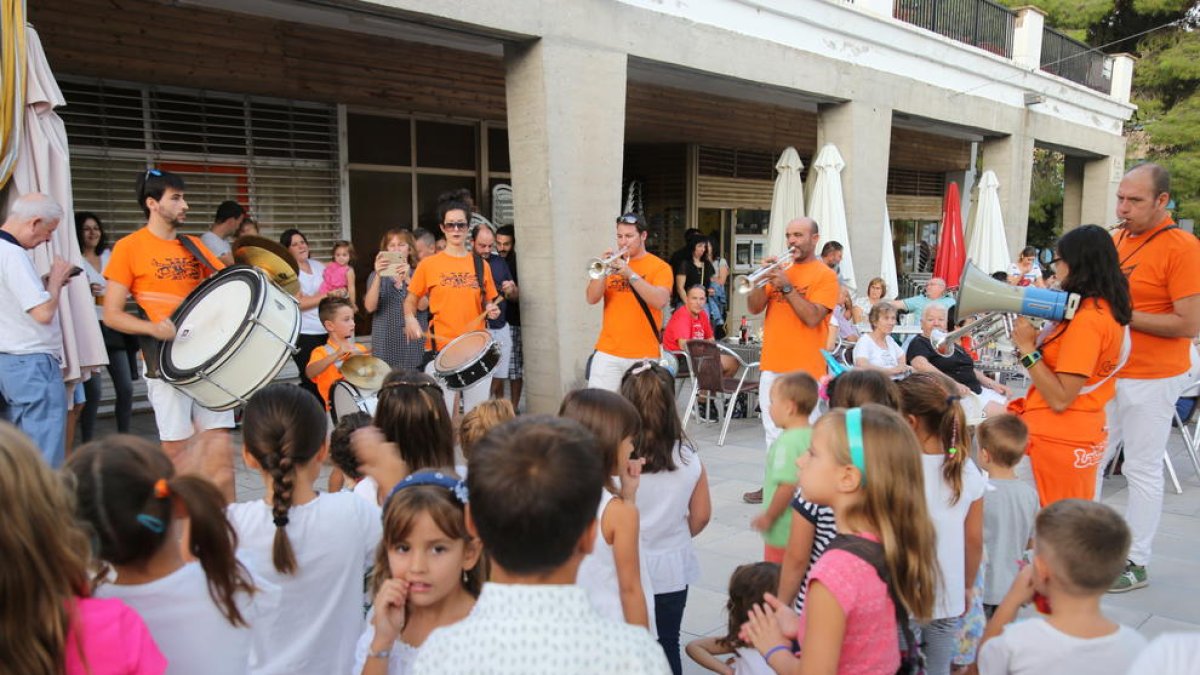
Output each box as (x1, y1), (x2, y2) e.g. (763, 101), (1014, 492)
(1109, 561), (1148, 593)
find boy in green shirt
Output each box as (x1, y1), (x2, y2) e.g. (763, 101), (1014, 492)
(751, 371), (819, 562)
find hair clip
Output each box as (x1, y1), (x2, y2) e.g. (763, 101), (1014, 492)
(845, 408), (867, 486)
(382, 380), (442, 393)
(946, 395), (962, 404)
(948, 447), (959, 455)
(630, 360), (655, 375)
(136, 514), (165, 534)
(384, 471), (469, 512)
(273, 515), (289, 527)
(153, 478), (170, 499)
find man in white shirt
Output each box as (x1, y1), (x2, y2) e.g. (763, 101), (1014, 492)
(200, 200), (244, 266)
(0, 193), (74, 466)
(412, 416), (669, 674)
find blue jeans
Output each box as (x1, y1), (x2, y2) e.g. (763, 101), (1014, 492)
(655, 588), (688, 675)
(0, 352), (66, 467)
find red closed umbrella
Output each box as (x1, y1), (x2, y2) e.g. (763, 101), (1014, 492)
(934, 181), (967, 289)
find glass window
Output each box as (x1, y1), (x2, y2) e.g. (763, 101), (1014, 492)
(416, 174), (476, 228)
(348, 114), (412, 166)
(416, 121), (476, 170)
(487, 127), (510, 173)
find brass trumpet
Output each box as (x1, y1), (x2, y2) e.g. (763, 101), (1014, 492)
(736, 248), (796, 295)
(587, 246), (630, 280)
(1108, 219), (1129, 231)
(932, 312), (1013, 355)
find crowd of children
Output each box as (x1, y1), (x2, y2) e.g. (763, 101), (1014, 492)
(0, 353), (1190, 674)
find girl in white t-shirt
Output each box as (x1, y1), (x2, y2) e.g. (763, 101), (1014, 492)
(352, 470), (484, 675)
(899, 372), (987, 675)
(559, 387), (656, 634)
(67, 436), (275, 675)
(619, 361), (712, 675)
(686, 562), (779, 675)
(230, 383), (382, 675)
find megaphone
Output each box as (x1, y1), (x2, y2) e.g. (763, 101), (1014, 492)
(956, 261), (1079, 322)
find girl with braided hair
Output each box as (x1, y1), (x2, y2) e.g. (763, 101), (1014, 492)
(229, 383), (382, 674)
(66, 435), (270, 675)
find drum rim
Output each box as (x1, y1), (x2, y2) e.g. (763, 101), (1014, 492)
(434, 330), (497, 373)
(160, 265), (265, 380)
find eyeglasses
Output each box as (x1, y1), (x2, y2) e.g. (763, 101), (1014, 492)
(1049, 257), (1062, 268)
(443, 221), (469, 231)
(144, 168), (162, 178)
(616, 214), (640, 225)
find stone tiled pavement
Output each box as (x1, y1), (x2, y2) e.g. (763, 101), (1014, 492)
(92, 395), (1200, 673)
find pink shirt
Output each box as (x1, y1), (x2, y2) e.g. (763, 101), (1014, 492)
(319, 261), (351, 293)
(796, 535), (900, 674)
(65, 597), (166, 675)
(662, 308), (713, 351)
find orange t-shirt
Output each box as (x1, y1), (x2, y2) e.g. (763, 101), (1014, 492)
(307, 340), (369, 410)
(760, 259), (839, 374)
(1114, 217), (1200, 379)
(104, 228), (225, 323)
(1020, 298), (1123, 442)
(408, 251), (497, 351)
(594, 253), (674, 359)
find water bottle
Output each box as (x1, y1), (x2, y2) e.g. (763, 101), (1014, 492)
(739, 316), (749, 344)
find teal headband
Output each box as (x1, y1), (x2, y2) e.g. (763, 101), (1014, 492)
(846, 407), (866, 485)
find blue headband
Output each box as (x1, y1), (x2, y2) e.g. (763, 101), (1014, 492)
(383, 471), (468, 512)
(846, 408), (866, 485)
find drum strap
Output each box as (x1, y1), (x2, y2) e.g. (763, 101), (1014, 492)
(177, 235), (220, 274)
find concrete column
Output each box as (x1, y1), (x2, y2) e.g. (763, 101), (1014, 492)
(1063, 156), (1084, 232)
(980, 132), (1036, 256)
(815, 100), (892, 291)
(1110, 54), (1135, 104)
(1081, 151), (1124, 228)
(504, 38), (627, 413)
(1012, 6), (1047, 70)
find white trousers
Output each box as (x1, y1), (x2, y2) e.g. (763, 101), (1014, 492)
(143, 363), (234, 442)
(759, 370), (822, 449)
(1096, 367), (1196, 565)
(425, 360), (493, 416)
(488, 324), (513, 378)
(587, 351), (644, 393)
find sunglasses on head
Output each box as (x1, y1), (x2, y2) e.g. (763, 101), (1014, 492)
(616, 214), (640, 225)
(144, 168), (162, 178)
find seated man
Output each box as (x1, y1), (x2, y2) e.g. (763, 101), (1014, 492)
(662, 284), (736, 377)
(907, 304), (1009, 420)
(891, 276), (956, 319)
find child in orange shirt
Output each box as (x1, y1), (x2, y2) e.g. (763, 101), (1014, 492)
(305, 296), (368, 410)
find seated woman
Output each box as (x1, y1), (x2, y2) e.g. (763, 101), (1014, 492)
(906, 303), (1010, 420)
(828, 285), (860, 346)
(853, 303), (911, 380)
(852, 276), (887, 325)
(664, 285), (737, 377)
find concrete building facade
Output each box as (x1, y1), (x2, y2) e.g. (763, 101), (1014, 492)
(31, 0), (1133, 412)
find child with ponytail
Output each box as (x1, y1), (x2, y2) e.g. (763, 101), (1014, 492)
(68, 436), (273, 675)
(0, 423), (165, 675)
(353, 470), (484, 674)
(898, 372), (987, 675)
(229, 383), (383, 674)
(742, 405), (940, 674)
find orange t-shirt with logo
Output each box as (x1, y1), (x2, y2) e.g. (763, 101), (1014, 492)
(1020, 298), (1123, 443)
(1114, 217), (1200, 379)
(408, 251), (497, 351)
(760, 259), (839, 375)
(307, 340), (369, 410)
(104, 228), (225, 323)
(594, 253), (674, 359)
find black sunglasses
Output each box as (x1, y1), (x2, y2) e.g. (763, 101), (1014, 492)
(616, 214), (640, 225)
(443, 221), (470, 231)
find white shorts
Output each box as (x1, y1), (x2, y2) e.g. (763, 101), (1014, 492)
(488, 324), (513, 379)
(144, 366), (235, 442)
(587, 351), (647, 392)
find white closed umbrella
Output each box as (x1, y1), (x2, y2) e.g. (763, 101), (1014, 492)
(807, 143), (854, 288)
(966, 170), (1011, 277)
(766, 146), (805, 257)
(880, 204), (899, 299)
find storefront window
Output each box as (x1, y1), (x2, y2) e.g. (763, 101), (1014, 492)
(416, 120), (476, 170)
(348, 114), (411, 166)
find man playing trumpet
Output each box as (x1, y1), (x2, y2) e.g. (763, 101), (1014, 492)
(585, 213), (672, 391)
(742, 217), (838, 503)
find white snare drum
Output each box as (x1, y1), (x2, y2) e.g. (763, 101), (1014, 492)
(159, 266), (300, 410)
(330, 379), (378, 423)
(434, 331), (500, 390)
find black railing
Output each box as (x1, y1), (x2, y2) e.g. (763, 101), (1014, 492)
(1040, 27), (1111, 93)
(893, 0), (1015, 58)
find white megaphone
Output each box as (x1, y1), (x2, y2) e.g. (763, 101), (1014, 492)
(956, 261), (1079, 322)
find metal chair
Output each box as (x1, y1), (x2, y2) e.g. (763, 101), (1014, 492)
(682, 339), (759, 446)
(1173, 380), (1200, 480)
(668, 349), (693, 399)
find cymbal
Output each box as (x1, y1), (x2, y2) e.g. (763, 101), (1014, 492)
(340, 355), (391, 390)
(232, 236), (300, 294)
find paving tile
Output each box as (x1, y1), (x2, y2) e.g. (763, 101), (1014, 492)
(1137, 615), (1200, 639)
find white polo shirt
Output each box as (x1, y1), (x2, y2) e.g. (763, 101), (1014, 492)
(0, 237), (61, 359)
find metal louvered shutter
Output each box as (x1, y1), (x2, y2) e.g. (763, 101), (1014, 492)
(59, 77), (342, 252)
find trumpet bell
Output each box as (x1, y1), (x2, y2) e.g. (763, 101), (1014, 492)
(587, 259), (609, 280)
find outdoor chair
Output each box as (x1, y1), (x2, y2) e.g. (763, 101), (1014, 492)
(1173, 379), (1200, 480)
(669, 348), (693, 399)
(681, 339), (759, 447)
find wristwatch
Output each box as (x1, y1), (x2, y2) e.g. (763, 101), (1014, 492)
(779, 284), (794, 295)
(367, 649), (392, 660)
(1019, 350), (1042, 370)
(628, 271), (641, 283)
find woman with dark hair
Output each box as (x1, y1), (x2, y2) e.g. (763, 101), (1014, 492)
(673, 235), (714, 308)
(1008, 224), (1132, 505)
(76, 212), (136, 440)
(281, 228), (340, 403)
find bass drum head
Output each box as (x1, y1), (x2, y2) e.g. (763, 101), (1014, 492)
(434, 331), (493, 374)
(330, 379), (378, 423)
(162, 267), (259, 376)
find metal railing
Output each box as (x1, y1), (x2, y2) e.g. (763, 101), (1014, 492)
(893, 0), (1015, 58)
(1040, 27), (1112, 94)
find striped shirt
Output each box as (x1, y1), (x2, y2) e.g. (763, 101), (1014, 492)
(791, 496), (838, 614)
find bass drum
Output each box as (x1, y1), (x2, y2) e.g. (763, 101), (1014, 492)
(330, 379), (379, 424)
(434, 330), (500, 390)
(159, 265), (300, 411)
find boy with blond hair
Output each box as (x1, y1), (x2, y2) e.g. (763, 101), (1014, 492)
(977, 414), (1040, 617)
